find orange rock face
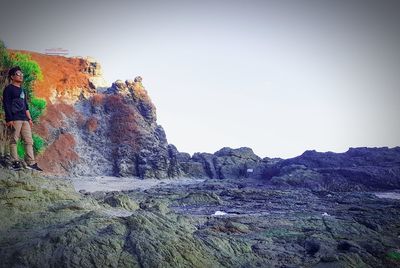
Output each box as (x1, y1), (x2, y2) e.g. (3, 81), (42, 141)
(11, 50), (92, 101)
(36, 133), (79, 174)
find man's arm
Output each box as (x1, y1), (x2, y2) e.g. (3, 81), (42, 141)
(26, 110), (32, 121)
(25, 92), (33, 126)
(26, 110), (33, 127)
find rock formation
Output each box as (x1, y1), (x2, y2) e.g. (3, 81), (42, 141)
(16, 51), (181, 178)
(70, 78), (172, 178)
(253, 146), (400, 191)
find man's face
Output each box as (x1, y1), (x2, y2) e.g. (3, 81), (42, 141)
(12, 70), (24, 83)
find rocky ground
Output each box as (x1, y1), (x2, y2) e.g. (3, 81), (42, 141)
(1, 168), (400, 268)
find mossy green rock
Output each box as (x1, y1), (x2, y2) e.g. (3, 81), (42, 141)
(103, 193), (139, 211)
(0, 169), (219, 267)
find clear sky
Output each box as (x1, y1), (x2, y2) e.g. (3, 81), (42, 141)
(1, 0), (399, 159)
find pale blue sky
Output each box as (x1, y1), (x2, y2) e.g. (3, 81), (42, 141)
(1, 0), (399, 158)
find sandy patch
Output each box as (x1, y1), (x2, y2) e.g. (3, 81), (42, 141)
(71, 176), (205, 193)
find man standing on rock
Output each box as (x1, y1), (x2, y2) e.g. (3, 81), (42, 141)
(2, 66), (43, 171)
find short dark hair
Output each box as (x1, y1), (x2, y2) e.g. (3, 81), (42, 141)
(8, 66), (22, 80)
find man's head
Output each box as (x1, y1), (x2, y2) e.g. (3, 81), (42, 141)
(8, 66), (24, 83)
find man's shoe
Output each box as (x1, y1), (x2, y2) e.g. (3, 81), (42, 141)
(11, 161), (23, 171)
(27, 163), (43, 172)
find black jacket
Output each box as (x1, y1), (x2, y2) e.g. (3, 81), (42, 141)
(2, 84), (29, 122)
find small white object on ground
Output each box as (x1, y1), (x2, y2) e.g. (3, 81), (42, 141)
(214, 211), (227, 216)
(322, 212), (330, 216)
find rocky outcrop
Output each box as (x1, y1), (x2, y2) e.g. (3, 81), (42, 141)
(254, 147), (400, 191)
(69, 78), (180, 178)
(178, 147), (261, 179)
(171, 146), (400, 193)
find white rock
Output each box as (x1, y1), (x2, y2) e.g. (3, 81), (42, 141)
(214, 211), (227, 216)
